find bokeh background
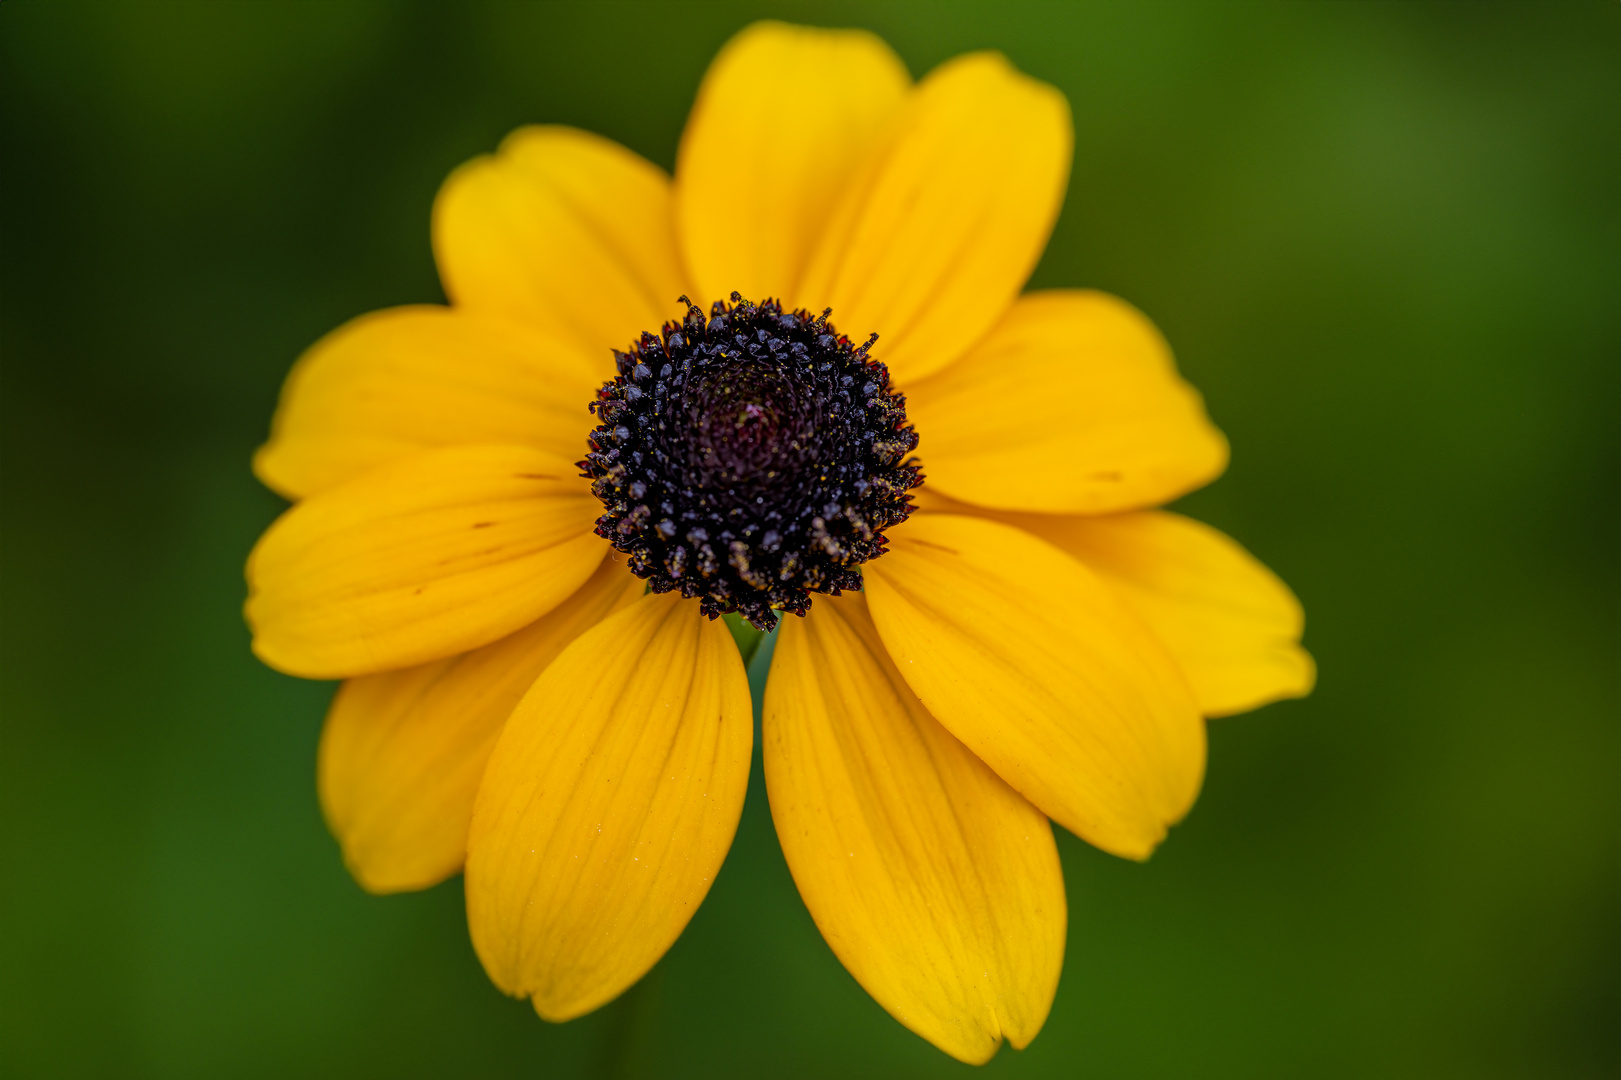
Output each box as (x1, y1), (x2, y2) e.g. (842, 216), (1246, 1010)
(3, 2), (1617, 1077)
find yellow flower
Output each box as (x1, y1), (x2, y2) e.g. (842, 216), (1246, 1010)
(245, 21), (1313, 1065)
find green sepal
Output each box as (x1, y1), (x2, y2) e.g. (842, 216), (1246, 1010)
(722, 612), (767, 667)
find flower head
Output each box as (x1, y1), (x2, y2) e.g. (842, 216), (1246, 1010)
(247, 21), (1313, 1064)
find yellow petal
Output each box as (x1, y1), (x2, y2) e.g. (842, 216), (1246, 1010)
(254, 306), (606, 501)
(466, 592), (752, 1021)
(797, 52), (1071, 384)
(980, 508), (1315, 717)
(863, 513), (1205, 860)
(906, 290), (1229, 514)
(246, 444), (604, 679)
(764, 592), (1065, 1064)
(433, 125), (689, 356)
(676, 21), (911, 306)
(317, 556), (643, 894)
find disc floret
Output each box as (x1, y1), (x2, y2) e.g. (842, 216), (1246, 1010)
(580, 293), (923, 630)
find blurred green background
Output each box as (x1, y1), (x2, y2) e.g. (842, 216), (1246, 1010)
(3, 1), (1617, 1077)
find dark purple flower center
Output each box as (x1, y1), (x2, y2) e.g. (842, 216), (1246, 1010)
(580, 293), (923, 630)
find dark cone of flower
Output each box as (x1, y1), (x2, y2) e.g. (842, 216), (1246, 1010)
(580, 293), (923, 630)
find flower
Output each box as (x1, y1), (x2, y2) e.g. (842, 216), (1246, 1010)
(245, 20), (1314, 1065)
